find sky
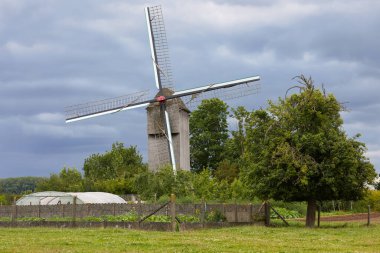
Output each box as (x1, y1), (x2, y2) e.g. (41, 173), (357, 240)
(1, 0), (379, 177)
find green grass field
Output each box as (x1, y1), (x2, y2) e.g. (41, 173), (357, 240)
(0, 223), (379, 253)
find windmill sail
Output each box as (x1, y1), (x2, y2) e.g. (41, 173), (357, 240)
(145, 5), (173, 90)
(175, 76), (261, 107)
(65, 90), (150, 123)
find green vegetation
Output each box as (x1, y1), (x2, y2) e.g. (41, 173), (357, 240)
(241, 76), (376, 227)
(0, 177), (44, 194)
(190, 98), (229, 173)
(36, 167), (83, 192)
(270, 207), (302, 219)
(6, 213), (205, 223)
(0, 225), (380, 252)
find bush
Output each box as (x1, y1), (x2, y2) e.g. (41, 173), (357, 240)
(145, 215), (171, 222)
(270, 207), (302, 219)
(17, 217), (45, 222)
(206, 210), (226, 222)
(270, 201), (307, 216)
(176, 214), (200, 223)
(366, 190), (380, 212)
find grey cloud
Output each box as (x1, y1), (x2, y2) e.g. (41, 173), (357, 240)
(0, 0), (379, 177)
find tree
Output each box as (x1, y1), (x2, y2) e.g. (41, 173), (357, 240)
(214, 159), (239, 183)
(241, 76), (376, 227)
(228, 106), (250, 160)
(36, 167), (83, 192)
(214, 106), (250, 182)
(190, 98), (229, 173)
(374, 175), (380, 190)
(83, 142), (146, 193)
(0, 177), (45, 194)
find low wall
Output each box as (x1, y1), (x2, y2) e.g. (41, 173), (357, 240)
(0, 221), (264, 231)
(0, 203), (264, 223)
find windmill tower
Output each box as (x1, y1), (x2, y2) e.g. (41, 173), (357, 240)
(147, 89), (190, 171)
(65, 5), (261, 174)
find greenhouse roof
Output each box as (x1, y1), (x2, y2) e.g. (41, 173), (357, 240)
(16, 191), (127, 206)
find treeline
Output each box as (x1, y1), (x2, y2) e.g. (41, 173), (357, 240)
(34, 143), (249, 203)
(0, 177), (45, 194)
(0, 177), (46, 205)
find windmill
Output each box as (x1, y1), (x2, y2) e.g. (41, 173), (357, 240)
(65, 5), (260, 175)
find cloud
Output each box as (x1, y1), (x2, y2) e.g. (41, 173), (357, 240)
(167, 1), (319, 32)
(0, 0), (379, 177)
(367, 149), (380, 159)
(2, 41), (64, 57)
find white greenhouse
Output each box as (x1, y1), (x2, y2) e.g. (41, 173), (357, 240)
(16, 191), (127, 206)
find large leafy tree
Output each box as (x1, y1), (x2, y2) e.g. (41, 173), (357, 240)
(36, 167), (83, 192)
(241, 76), (376, 227)
(190, 98), (229, 172)
(83, 142), (146, 194)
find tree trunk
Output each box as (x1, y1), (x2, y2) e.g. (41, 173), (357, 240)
(306, 199), (317, 228)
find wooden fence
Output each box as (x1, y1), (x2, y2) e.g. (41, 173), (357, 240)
(0, 201), (265, 223)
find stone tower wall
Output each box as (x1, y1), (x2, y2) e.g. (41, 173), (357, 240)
(147, 101), (190, 172)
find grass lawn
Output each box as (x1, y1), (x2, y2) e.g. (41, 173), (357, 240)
(0, 223), (379, 253)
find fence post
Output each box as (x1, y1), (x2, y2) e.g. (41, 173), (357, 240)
(367, 205), (371, 226)
(317, 205), (321, 228)
(264, 202), (270, 227)
(170, 194), (176, 232)
(38, 204), (41, 218)
(61, 203), (64, 218)
(72, 196), (77, 227)
(200, 199), (206, 228)
(249, 203), (253, 223)
(234, 201), (238, 222)
(11, 197), (17, 223)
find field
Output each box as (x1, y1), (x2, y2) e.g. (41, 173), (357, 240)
(1, 222), (380, 253)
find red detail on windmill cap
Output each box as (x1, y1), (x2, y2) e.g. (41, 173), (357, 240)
(156, 96), (166, 102)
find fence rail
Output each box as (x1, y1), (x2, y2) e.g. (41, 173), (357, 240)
(0, 202), (265, 224)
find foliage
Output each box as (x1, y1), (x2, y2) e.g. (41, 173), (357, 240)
(17, 217), (45, 222)
(84, 142), (144, 181)
(145, 215), (171, 223)
(213, 107), (250, 183)
(83, 142), (146, 194)
(176, 214), (200, 223)
(0, 194), (22, 205)
(6, 213), (202, 223)
(99, 212), (139, 222)
(241, 75), (376, 227)
(0, 177), (45, 194)
(135, 165), (248, 203)
(270, 207), (302, 219)
(214, 159), (239, 183)
(374, 177), (380, 190)
(0, 195), (6, 205)
(190, 98), (229, 173)
(205, 210), (226, 222)
(364, 190), (380, 212)
(36, 167), (83, 192)
(270, 201), (307, 216)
